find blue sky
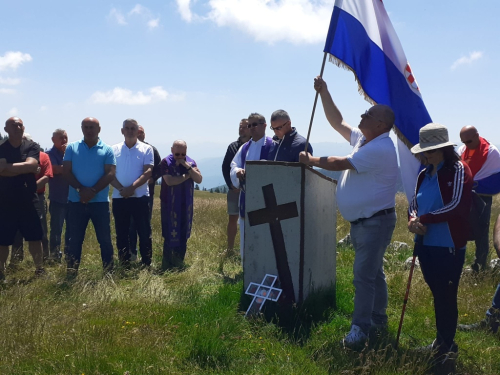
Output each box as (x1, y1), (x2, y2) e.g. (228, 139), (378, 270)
(1, 0), (498, 164)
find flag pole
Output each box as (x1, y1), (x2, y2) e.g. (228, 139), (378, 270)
(304, 52), (328, 152)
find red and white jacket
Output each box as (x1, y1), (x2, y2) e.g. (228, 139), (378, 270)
(409, 161), (473, 249)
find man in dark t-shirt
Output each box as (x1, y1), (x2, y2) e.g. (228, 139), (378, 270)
(0, 117), (45, 280)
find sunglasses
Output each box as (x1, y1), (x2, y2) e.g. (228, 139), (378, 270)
(247, 122), (265, 128)
(463, 140), (473, 144)
(175, 153), (186, 157)
(270, 121), (289, 131)
(361, 110), (385, 124)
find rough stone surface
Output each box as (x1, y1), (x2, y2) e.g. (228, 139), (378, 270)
(404, 256), (420, 269)
(391, 241), (410, 252)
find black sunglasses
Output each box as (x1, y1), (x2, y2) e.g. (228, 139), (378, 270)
(463, 140), (473, 144)
(175, 153), (186, 157)
(247, 122), (265, 128)
(270, 121), (289, 131)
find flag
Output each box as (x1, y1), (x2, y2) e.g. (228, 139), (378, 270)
(324, 0), (432, 202)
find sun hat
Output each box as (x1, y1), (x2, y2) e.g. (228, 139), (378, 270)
(410, 123), (456, 154)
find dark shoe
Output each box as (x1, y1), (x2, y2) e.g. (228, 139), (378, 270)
(34, 267), (47, 278)
(458, 308), (500, 334)
(66, 268), (78, 281)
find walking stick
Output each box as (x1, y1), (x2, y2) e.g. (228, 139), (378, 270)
(395, 238), (421, 349)
(304, 52), (328, 153)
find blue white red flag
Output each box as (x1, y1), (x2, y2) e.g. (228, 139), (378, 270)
(324, 0), (432, 202)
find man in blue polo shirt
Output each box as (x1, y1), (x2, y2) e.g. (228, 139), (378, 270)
(63, 117), (116, 278)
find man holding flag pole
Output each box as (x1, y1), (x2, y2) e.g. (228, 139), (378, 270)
(300, 0), (433, 349)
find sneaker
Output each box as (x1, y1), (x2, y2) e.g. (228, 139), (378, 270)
(342, 325), (368, 349)
(458, 309), (500, 334)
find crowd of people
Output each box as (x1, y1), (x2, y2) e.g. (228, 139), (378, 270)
(1, 76), (499, 370)
(0, 117), (201, 279)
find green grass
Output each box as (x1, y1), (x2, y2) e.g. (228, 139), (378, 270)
(0, 191), (499, 374)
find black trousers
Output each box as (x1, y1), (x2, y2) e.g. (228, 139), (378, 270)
(112, 196), (152, 266)
(417, 244), (465, 349)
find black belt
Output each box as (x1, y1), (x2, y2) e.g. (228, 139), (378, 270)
(350, 207), (395, 225)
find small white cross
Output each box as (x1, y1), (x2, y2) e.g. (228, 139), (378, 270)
(244, 274), (282, 317)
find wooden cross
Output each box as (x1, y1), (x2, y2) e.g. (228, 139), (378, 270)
(247, 184), (298, 303)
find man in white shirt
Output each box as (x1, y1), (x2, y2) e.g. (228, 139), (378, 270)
(230, 113), (273, 259)
(111, 119), (154, 268)
(300, 77), (398, 348)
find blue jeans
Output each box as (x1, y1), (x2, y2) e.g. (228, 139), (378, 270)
(67, 202), (114, 271)
(418, 244), (465, 348)
(350, 212), (397, 333)
(49, 200), (69, 260)
(487, 283), (500, 315)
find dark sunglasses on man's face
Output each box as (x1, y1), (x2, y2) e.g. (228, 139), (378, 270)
(175, 153), (186, 157)
(463, 140), (473, 144)
(270, 121), (289, 131)
(247, 122), (265, 128)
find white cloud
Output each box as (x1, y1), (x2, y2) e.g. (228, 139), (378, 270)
(7, 107), (18, 116)
(176, 0), (194, 22)
(89, 86), (174, 105)
(109, 4), (160, 29)
(0, 51), (33, 71)
(129, 4), (147, 16)
(176, 0), (332, 44)
(108, 8), (127, 25)
(40, 106), (48, 111)
(451, 51), (484, 70)
(148, 18), (160, 30)
(0, 77), (20, 85)
(0, 88), (16, 94)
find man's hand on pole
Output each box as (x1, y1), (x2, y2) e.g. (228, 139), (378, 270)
(299, 152), (311, 166)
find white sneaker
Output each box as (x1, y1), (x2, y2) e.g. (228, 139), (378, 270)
(342, 325), (368, 348)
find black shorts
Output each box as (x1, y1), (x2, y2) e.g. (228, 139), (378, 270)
(0, 201), (43, 245)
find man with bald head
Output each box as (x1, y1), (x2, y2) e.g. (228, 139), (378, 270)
(459, 125), (500, 272)
(63, 117), (116, 278)
(299, 77), (398, 348)
(0, 117), (45, 280)
(160, 140), (202, 271)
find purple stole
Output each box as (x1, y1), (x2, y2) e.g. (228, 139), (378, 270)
(164, 154), (195, 247)
(239, 136), (273, 218)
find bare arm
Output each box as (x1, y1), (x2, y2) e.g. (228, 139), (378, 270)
(299, 152), (354, 171)
(36, 176), (50, 190)
(52, 164), (64, 175)
(120, 165), (153, 198)
(493, 214), (500, 259)
(63, 161), (83, 189)
(315, 76), (352, 142)
(163, 174), (191, 186)
(188, 166), (202, 184)
(92, 164), (116, 193)
(0, 157), (38, 177)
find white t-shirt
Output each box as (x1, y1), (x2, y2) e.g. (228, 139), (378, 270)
(111, 141), (154, 199)
(336, 128), (398, 222)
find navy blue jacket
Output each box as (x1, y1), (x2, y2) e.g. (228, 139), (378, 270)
(268, 128), (313, 162)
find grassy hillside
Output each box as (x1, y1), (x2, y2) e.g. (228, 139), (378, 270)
(0, 192), (499, 374)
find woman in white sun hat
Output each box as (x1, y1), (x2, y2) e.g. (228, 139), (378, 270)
(408, 123), (473, 364)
